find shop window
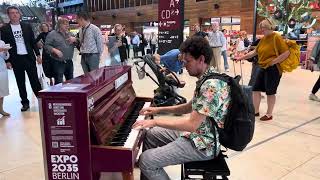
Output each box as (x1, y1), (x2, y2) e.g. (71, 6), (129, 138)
(95, 0), (99, 11)
(136, 0), (140, 6)
(103, 0), (107, 10)
(115, 0), (120, 9)
(130, 0), (135, 7)
(120, 0), (125, 8)
(147, 0), (152, 4)
(99, 0), (103, 11)
(125, 0), (129, 7)
(111, 0), (115, 9)
(107, 0), (111, 10)
(141, 0), (146, 6)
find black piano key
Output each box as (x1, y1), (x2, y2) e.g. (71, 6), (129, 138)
(110, 101), (146, 147)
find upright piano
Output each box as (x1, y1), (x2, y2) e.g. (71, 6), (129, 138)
(39, 66), (152, 180)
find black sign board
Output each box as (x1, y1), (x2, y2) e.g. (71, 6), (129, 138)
(158, 0), (184, 55)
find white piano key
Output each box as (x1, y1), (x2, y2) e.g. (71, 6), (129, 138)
(123, 102), (151, 148)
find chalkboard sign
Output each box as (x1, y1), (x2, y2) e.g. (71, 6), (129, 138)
(158, 0), (184, 55)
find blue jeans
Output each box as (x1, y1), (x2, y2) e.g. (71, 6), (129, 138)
(139, 127), (214, 180)
(81, 53), (100, 73)
(52, 60), (74, 85)
(221, 50), (229, 70)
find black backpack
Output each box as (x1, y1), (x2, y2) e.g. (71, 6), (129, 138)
(195, 73), (255, 152)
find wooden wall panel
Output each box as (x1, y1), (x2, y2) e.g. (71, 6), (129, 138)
(89, 0), (255, 33)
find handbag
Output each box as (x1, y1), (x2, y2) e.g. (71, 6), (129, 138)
(37, 64), (49, 89)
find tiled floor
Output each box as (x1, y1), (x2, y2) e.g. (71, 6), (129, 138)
(0, 53), (319, 180)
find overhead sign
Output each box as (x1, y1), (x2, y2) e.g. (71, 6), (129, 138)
(158, 0), (184, 55)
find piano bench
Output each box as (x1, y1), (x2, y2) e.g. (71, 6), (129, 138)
(181, 153), (230, 180)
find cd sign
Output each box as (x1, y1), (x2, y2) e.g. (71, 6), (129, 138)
(158, 0), (184, 55)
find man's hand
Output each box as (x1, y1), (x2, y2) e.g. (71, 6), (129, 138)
(6, 62), (12, 69)
(53, 48), (63, 58)
(140, 107), (160, 116)
(36, 56), (42, 64)
(0, 47), (11, 52)
(132, 120), (156, 129)
(37, 41), (43, 49)
(66, 37), (77, 44)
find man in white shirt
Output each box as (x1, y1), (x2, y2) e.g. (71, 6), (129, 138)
(207, 22), (226, 73)
(0, 6), (42, 111)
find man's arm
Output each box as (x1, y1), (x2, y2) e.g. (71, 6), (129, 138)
(95, 28), (104, 55)
(133, 110), (205, 132)
(140, 100), (192, 115)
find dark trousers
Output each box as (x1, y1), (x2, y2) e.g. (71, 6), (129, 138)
(150, 44), (156, 54)
(133, 45), (139, 57)
(52, 60), (74, 85)
(126, 46), (130, 58)
(11, 55), (42, 105)
(312, 75), (320, 94)
(140, 44), (145, 56)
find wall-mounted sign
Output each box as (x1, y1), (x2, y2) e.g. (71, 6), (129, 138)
(158, 0), (184, 55)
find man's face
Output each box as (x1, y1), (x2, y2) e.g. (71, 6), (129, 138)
(181, 53), (202, 77)
(8, 9), (21, 23)
(211, 24), (219, 31)
(115, 26), (122, 35)
(76, 17), (84, 27)
(195, 25), (200, 32)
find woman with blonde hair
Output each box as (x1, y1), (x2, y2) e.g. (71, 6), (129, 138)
(236, 19), (290, 121)
(36, 23), (54, 85)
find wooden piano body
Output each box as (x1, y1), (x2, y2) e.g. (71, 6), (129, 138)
(39, 66), (152, 180)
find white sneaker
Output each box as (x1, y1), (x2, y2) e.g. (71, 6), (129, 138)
(309, 94), (320, 101)
(225, 69), (230, 72)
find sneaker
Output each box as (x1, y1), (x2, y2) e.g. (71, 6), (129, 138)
(309, 94), (320, 102)
(225, 69), (230, 72)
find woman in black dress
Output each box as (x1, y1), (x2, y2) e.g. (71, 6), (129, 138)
(36, 23), (54, 85)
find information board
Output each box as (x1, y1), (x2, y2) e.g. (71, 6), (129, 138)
(158, 0), (184, 55)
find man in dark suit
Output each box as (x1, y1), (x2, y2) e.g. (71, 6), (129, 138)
(0, 6), (42, 111)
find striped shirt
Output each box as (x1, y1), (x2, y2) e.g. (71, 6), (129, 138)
(79, 23), (104, 55)
(207, 30), (225, 48)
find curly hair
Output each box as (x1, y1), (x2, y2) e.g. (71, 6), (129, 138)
(179, 36), (213, 65)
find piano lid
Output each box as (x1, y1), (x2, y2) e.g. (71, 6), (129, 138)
(39, 66), (132, 95)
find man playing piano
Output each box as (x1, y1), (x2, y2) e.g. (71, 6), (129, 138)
(133, 36), (232, 180)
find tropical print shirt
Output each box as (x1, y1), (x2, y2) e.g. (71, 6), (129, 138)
(182, 67), (231, 157)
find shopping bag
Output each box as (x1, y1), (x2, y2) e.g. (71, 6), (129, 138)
(37, 64), (49, 89)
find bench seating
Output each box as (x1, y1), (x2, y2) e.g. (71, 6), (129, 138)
(181, 152), (230, 180)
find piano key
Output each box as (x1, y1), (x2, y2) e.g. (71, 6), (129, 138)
(124, 102), (151, 148)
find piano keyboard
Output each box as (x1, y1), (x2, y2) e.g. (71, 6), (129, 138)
(109, 101), (151, 148)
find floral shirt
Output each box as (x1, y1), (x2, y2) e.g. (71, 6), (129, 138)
(182, 67), (231, 157)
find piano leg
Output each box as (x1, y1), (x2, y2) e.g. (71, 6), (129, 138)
(92, 172), (101, 180)
(122, 170), (134, 180)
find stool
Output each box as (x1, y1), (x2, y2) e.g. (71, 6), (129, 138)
(181, 153), (230, 180)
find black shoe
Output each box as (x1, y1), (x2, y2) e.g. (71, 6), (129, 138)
(21, 104), (30, 112)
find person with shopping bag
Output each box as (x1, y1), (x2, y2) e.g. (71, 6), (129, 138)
(0, 36), (10, 116)
(236, 19), (290, 121)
